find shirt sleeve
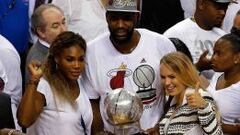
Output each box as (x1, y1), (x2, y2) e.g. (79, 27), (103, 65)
(197, 93), (223, 135)
(37, 78), (52, 107)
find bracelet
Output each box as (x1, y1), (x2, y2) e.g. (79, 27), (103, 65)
(8, 129), (18, 135)
(28, 77), (40, 85)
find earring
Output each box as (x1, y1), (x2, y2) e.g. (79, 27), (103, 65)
(234, 61), (238, 64)
(56, 63), (59, 69)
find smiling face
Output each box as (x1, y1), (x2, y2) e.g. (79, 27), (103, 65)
(55, 45), (85, 81)
(160, 64), (187, 97)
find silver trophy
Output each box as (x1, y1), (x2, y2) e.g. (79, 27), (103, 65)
(104, 88), (143, 135)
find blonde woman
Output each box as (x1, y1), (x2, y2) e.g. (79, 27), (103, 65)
(159, 52), (222, 135)
(17, 31), (92, 135)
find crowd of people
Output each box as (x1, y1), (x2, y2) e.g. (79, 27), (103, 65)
(0, 0), (240, 135)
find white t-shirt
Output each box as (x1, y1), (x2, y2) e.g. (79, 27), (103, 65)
(164, 18), (226, 79)
(51, 0), (108, 42)
(82, 29), (176, 132)
(0, 60), (7, 87)
(27, 78), (93, 135)
(207, 73), (240, 127)
(171, 0), (239, 34)
(0, 34), (22, 129)
(164, 18), (226, 63)
(222, 0), (240, 33)
(0, 35), (21, 104)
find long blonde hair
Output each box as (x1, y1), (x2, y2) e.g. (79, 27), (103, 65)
(43, 31), (86, 106)
(160, 52), (201, 89)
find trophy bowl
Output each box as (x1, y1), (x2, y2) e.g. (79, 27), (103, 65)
(104, 88), (143, 128)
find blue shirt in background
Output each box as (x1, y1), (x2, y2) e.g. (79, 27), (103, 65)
(0, 0), (29, 54)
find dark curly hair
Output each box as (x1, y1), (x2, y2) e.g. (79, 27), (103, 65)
(43, 31), (86, 106)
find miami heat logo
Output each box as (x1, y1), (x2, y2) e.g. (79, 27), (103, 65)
(133, 65), (156, 104)
(107, 63), (156, 106)
(107, 63), (132, 89)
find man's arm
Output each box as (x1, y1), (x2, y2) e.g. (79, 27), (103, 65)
(90, 98), (104, 134)
(222, 123), (240, 135)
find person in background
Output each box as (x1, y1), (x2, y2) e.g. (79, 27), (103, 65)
(164, 0), (231, 79)
(0, 0), (29, 55)
(230, 9), (240, 36)
(0, 35), (22, 130)
(0, 0), (29, 86)
(29, 0), (53, 44)
(17, 31), (92, 135)
(0, 60), (24, 135)
(179, 0), (239, 34)
(159, 52), (222, 135)
(207, 33), (240, 135)
(0, 60), (15, 130)
(81, 0), (176, 134)
(51, 0), (108, 42)
(25, 4), (67, 87)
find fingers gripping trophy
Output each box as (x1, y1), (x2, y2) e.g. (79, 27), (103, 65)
(104, 88), (144, 135)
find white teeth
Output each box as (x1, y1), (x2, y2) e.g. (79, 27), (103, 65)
(166, 86), (175, 90)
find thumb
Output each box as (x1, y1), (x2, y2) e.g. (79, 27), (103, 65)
(201, 50), (209, 58)
(195, 82), (200, 93)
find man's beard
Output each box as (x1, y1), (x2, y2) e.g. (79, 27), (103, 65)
(109, 27), (134, 44)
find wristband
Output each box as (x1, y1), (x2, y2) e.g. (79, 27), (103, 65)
(28, 77), (40, 85)
(8, 129), (19, 135)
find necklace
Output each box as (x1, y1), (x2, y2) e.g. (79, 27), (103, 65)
(0, 0), (16, 20)
(129, 43), (137, 52)
(191, 16), (196, 22)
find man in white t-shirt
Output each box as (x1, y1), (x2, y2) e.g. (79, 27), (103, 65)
(0, 35), (22, 130)
(164, 0), (231, 79)
(81, 0), (175, 134)
(0, 60), (16, 129)
(179, 0), (239, 34)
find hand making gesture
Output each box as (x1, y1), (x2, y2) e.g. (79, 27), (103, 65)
(28, 60), (43, 82)
(186, 82), (207, 109)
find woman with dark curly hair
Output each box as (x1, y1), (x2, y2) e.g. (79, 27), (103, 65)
(17, 31), (92, 135)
